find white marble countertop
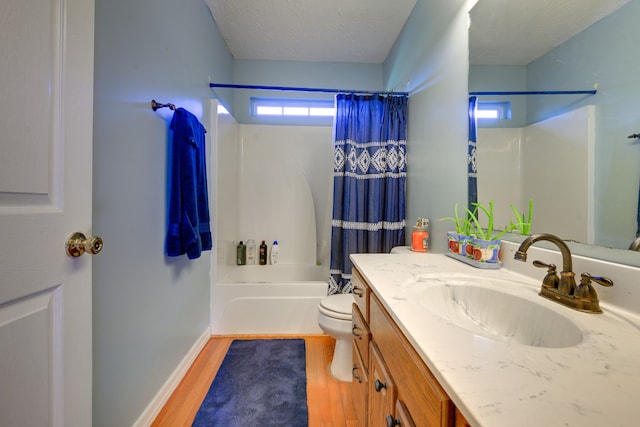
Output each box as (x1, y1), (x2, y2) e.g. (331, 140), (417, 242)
(351, 250), (640, 427)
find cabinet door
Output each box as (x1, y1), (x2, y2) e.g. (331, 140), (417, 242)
(370, 294), (454, 426)
(386, 400), (417, 427)
(352, 303), (371, 367)
(369, 342), (397, 427)
(455, 407), (472, 427)
(352, 341), (368, 427)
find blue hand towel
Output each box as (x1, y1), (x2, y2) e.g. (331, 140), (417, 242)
(166, 108), (212, 259)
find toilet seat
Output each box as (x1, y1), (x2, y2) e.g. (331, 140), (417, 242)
(318, 294), (353, 321)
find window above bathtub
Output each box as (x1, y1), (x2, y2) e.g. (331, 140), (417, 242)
(250, 97), (335, 125)
(476, 101), (511, 121)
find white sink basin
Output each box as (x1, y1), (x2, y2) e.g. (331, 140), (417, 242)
(417, 275), (583, 348)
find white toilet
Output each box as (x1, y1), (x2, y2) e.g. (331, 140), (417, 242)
(317, 293), (354, 382)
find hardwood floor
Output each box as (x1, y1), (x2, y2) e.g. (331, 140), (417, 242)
(151, 335), (358, 427)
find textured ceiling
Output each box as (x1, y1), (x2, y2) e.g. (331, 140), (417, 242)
(206, 0), (631, 66)
(205, 0), (417, 63)
(470, 0), (631, 65)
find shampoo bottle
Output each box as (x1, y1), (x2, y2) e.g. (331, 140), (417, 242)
(246, 239), (256, 264)
(270, 240), (279, 265)
(259, 240), (267, 265)
(236, 241), (246, 265)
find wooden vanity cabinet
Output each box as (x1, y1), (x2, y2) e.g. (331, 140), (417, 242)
(351, 265), (471, 427)
(369, 342), (397, 427)
(352, 301), (371, 368)
(369, 293), (453, 426)
(352, 268), (369, 320)
(393, 400), (417, 427)
(455, 408), (472, 427)
(352, 340), (368, 426)
(351, 269), (371, 427)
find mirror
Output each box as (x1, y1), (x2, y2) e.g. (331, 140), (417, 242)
(468, 0), (640, 267)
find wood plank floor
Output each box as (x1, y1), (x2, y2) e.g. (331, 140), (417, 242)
(151, 335), (358, 427)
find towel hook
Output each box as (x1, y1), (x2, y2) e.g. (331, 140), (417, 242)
(151, 99), (176, 111)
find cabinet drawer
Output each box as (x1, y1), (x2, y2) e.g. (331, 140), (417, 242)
(369, 342), (397, 427)
(370, 294), (454, 427)
(352, 303), (371, 367)
(352, 268), (369, 322)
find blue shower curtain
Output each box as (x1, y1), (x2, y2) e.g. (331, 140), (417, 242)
(468, 96), (478, 210)
(328, 93), (407, 295)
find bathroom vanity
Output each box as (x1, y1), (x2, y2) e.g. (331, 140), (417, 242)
(351, 266), (470, 427)
(350, 246), (640, 426)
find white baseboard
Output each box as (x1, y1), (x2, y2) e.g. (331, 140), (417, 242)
(132, 326), (211, 427)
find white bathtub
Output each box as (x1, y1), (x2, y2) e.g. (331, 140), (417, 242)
(210, 264), (329, 335)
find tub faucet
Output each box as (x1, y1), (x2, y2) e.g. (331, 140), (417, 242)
(629, 236), (640, 251)
(514, 233), (613, 313)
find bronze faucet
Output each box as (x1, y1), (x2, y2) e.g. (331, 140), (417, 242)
(514, 233), (613, 313)
(629, 236), (640, 251)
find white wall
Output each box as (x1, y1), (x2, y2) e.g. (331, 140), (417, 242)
(211, 118), (333, 334)
(214, 109), (240, 281)
(523, 106), (594, 242)
(478, 105), (594, 242)
(215, 120), (334, 279)
(237, 125), (333, 266)
(476, 127), (523, 229)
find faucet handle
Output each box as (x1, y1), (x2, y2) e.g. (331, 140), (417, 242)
(580, 273), (614, 287)
(533, 260), (559, 289)
(575, 273), (614, 303)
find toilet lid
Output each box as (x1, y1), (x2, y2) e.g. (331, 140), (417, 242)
(319, 294), (354, 316)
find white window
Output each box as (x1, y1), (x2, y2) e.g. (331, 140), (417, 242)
(477, 101), (511, 120)
(217, 104), (230, 115)
(251, 98), (335, 118)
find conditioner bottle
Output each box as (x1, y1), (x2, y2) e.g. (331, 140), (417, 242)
(246, 239), (256, 264)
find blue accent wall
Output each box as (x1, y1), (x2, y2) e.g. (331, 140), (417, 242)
(384, 0), (473, 252)
(232, 59), (383, 125)
(92, 0), (474, 423)
(529, 0), (640, 248)
(92, 0), (232, 425)
(469, 65), (528, 128)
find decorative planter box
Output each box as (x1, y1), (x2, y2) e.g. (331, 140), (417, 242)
(446, 232), (502, 269)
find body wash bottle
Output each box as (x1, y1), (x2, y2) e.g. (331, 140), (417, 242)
(270, 240), (279, 264)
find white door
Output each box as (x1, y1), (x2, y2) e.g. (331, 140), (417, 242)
(0, 0), (95, 426)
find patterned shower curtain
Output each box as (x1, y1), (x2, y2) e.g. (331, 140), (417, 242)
(328, 93), (408, 295)
(468, 96), (478, 210)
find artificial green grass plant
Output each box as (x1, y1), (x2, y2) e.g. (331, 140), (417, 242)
(466, 200), (513, 240)
(441, 203), (473, 235)
(510, 198), (534, 235)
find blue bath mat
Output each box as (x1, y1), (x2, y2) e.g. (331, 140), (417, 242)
(192, 339), (308, 427)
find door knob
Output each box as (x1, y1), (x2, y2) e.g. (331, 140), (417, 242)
(65, 232), (104, 257)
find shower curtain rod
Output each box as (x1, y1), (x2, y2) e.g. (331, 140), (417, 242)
(469, 90), (597, 96)
(209, 82), (409, 96)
